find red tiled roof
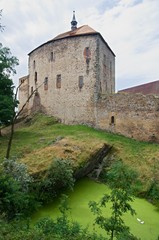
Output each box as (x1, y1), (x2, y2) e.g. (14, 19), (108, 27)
(29, 25), (115, 56)
(119, 80), (159, 95)
(53, 25), (97, 41)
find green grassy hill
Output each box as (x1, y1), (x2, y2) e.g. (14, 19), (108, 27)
(0, 113), (159, 192)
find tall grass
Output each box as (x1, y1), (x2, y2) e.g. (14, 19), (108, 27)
(0, 113), (159, 191)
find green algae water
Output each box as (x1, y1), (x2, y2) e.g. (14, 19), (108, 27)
(32, 178), (159, 240)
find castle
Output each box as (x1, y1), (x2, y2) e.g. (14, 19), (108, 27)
(19, 12), (159, 143)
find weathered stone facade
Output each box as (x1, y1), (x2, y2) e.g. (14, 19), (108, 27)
(19, 25), (115, 125)
(19, 24), (159, 143)
(95, 93), (159, 142)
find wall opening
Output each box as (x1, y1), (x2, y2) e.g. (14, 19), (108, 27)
(56, 74), (61, 88)
(111, 116), (115, 124)
(44, 77), (48, 90)
(33, 60), (36, 69)
(83, 47), (91, 74)
(35, 72), (37, 83)
(50, 52), (54, 61)
(79, 76), (84, 90)
(31, 86), (33, 94)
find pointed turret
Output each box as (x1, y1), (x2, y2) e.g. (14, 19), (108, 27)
(71, 11), (77, 31)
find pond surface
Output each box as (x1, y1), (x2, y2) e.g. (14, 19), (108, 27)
(32, 178), (159, 240)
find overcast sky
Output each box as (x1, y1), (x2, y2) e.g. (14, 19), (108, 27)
(0, 0), (159, 91)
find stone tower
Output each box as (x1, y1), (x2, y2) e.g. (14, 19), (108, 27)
(19, 13), (115, 125)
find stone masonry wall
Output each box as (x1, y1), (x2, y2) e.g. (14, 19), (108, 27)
(27, 35), (98, 124)
(95, 93), (159, 142)
(98, 37), (115, 95)
(24, 34), (115, 125)
(19, 75), (29, 115)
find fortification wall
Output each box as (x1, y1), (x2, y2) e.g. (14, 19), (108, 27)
(95, 93), (159, 142)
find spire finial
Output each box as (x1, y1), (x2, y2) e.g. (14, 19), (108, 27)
(71, 11), (77, 31)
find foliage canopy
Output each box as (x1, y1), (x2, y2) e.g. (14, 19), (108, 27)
(0, 42), (19, 127)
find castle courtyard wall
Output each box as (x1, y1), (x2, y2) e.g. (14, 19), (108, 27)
(95, 93), (159, 142)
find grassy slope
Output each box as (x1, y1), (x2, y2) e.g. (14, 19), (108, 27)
(0, 113), (159, 190)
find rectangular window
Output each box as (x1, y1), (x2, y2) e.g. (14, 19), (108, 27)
(31, 86), (33, 94)
(79, 76), (84, 89)
(86, 47), (89, 57)
(35, 72), (37, 83)
(33, 60), (36, 69)
(50, 52), (54, 61)
(56, 74), (61, 88)
(44, 77), (48, 90)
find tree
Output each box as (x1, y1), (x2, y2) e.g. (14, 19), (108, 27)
(0, 43), (19, 134)
(89, 160), (140, 240)
(5, 81), (44, 159)
(0, 171), (36, 220)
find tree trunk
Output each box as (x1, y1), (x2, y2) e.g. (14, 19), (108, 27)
(6, 120), (14, 159)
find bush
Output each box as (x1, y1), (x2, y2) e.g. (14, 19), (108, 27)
(37, 158), (75, 202)
(0, 172), (37, 220)
(3, 158), (32, 192)
(0, 158), (39, 220)
(146, 181), (159, 205)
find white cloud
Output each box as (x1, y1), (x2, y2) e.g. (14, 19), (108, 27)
(0, 0), (158, 90)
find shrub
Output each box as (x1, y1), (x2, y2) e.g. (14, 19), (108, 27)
(3, 158), (32, 192)
(37, 158), (75, 202)
(0, 159), (39, 220)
